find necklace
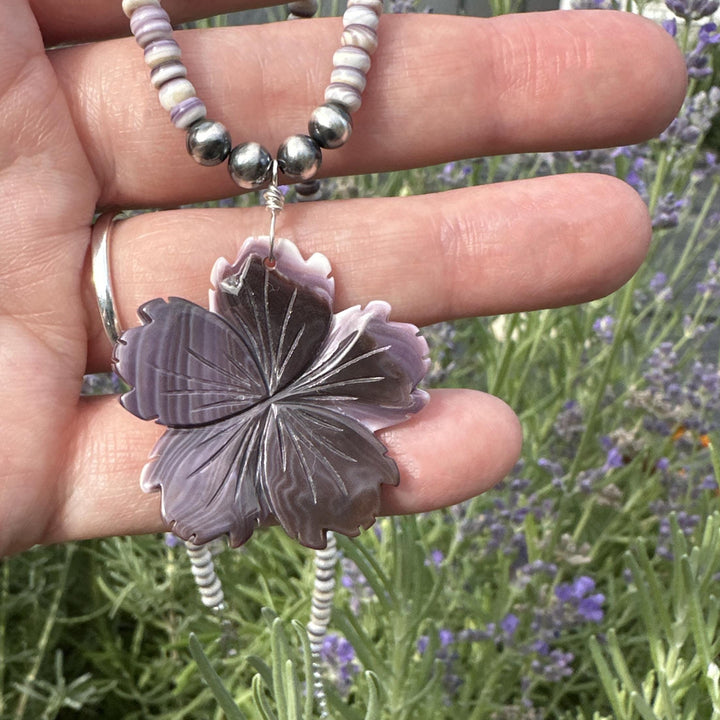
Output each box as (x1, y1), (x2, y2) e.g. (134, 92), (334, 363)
(112, 0), (429, 552)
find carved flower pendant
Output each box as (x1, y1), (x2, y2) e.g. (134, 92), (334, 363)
(113, 237), (429, 549)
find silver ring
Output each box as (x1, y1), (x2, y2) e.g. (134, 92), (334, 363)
(91, 211), (125, 345)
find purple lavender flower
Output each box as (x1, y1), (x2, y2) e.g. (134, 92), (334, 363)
(570, 0), (612, 7)
(320, 634), (360, 694)
(537, 457), (565, 489)
(417, 629), (463, 699)
(417, 635), (430, 654)
(663, 17), (678, 36)
(555, 576), (605, 623)
(649, 272), (673, 302)
(652, 193), (688, 229)
(531, 649), (575, 682)
(666, 0), (719, 20)
(593, 315), (615, 344)
(553, 401), (585, 445)
(607, 146), (650, 195)
(684, 25), (720, 79)
(683, 25), (720, 79)
(423, 322), (458, 385)
(654, 509), (703, 559)
(500, 613), (520, 638)
(452, 473), (558, 569)
(81, 372), (126, 396)
(437, 162), (473, 187)
(341, 557), (376, 615)
(601, 437), (624, 471)
(164, 532), (181, 548)
(662, 88), (720, 147)
(697, 259), (720, 297)
(114, 237), (429, 549)
(577, 596), (605, 623)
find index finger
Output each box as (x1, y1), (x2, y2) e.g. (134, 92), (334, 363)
(48, 10), (686, 208)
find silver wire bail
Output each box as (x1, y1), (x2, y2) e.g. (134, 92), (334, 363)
(263, 160), (284, 263)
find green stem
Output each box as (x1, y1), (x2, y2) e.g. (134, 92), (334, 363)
(509, 310), (552, 409)
(567, 275), (636, 482)
(489, 313), (520, 397)
(647, 146), (671, 216)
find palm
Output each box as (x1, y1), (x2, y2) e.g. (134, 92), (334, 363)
(0, 0), (686, 556)
(0, 6), (100, 555)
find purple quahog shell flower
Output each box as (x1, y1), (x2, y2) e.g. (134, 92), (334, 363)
(114, 237), (429, 550)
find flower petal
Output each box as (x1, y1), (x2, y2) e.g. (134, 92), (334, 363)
(140, 408), (274, 546)
(264, 403), (399, 548)
(210, 238), (333, 393)
(114, 297), (267, 427)
(291, 301), (430, 432)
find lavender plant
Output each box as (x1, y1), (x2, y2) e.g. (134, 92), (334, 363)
(7, 2), (720, 719)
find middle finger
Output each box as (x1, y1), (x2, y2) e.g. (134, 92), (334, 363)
(84, 172), (649, 370)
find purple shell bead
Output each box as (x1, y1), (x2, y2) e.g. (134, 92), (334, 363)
(130, 6), (173, 48)
(170, 96), (207, 129)
(144, 38), (181, 69)
(150, 60), (187, 89)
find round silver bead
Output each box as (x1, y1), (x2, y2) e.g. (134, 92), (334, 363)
(309, 104), (353, 149)
(288, 0), (318, 17)
(296, 179), (323, 201)
(187, 120), (232, 166)
(277, 135), (322, 181)
(228, 142), (273, 189)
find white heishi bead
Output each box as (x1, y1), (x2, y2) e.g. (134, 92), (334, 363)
(333, 46), (371, 73)
(330, 66), (367, 92)
(325, 83), (362, 113)
(347, 0), (384, 16)
(144, 40), (181, 68)
(343, 5), (380, 30)
(341, 25), (378, 55)
(122, 0), (160, 17)
(158, 78), (196, 111)
(150, 60), (187, 88)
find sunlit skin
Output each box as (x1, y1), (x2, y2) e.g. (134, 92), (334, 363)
(0, 2), (686, 556)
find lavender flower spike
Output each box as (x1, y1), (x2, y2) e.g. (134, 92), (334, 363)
(114, 237), (429, 549)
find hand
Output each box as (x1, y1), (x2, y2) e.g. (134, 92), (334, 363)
(0, 1), (685, 556)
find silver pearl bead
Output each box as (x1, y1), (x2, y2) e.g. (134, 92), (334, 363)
(277, 135), (322, 180)
(309, 104), (353, 149)
(228, 142), (272, 189)
(287, 0), (318, 17)
(186, 120), (232, 166)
